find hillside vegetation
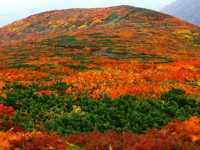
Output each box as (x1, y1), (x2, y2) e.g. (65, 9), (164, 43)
(0, 6), (200, 149)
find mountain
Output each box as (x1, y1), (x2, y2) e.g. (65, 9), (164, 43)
(0, 5), (200, 97)
(0, 5), (200, 149)
(0, 6), (200, 56)
(162, 0), (200, 26)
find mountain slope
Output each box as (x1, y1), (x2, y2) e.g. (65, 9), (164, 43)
(0, 6), (200, 58)
(0, 5), (200, 99)
(162, 0), (200, 26)
(0, 6), (200, 149)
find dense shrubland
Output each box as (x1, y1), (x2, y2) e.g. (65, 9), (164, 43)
(0, 83), (200, 149)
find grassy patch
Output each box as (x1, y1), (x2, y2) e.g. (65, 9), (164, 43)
(65, 64), (88, 71)
(93, 49), (173, 63)
(105, 12), (120, 24)
(41, 36), (88, 49)
(11, 63), (40, 70)
(71, 55), (88, 63)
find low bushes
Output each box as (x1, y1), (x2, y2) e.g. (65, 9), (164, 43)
(6, 116), (200, 150)
(0, 83), (199, 135)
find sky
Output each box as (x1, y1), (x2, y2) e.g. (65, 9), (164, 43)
(0, 0), (175, 27)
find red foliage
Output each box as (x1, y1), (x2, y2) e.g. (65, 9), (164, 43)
(65, 130), (199, 150)
(35, 90), (55, 96)
(0, 104), (15, 117)
(0, 116), (199, 149)
(9, 132), (66, 150)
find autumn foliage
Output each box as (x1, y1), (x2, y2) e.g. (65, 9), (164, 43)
(0, 116), (198, 150)
(0, 5), (200, 150)
(0, 104), (14, 117)
(63, 60), (200, 99)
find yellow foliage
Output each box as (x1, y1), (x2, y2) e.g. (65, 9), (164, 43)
(91, 19), (104, 25)
(197, 80), (200, 86)
(78, 24), (87, 29)
(174, 29), (199, 42)
(72, 105), (81, 113)
(175, 29), (192, 35)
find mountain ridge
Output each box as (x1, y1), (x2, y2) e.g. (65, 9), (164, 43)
(1, 5), (197, 41)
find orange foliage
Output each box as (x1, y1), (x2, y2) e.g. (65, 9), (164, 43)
(63, 60), (200, 99)
(118, 30), (134, 39)
(0, 69), (48, 85)
(0, 6), (200, 149)
(0, 131), (67, 150)
(163, 116), (200, 142)
(0, 116), (199, 150)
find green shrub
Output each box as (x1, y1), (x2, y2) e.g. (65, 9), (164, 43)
(1, 84), (200, 135)
(12, 63), (39, 70)
(43, 36), (88, 49)
(105, 12), (120, 24)
(72, 55), (87, 63)
(65, 64), (88, 71)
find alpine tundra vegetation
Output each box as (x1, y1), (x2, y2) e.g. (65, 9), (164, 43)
(0, 5), (200, 150)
